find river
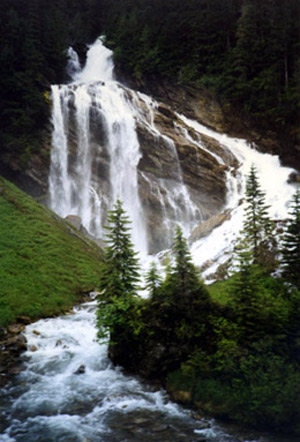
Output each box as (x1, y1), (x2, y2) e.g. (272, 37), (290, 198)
(0, 299), (296, 442)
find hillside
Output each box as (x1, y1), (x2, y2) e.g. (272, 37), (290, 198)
(0, 176), (102, 328)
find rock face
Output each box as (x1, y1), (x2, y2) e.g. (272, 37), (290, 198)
(48, 80), (238, 253)
(132, 93), (238, 252)
(0, 136), (51, 202)
(189, 209), (232, 242)
(123, 73), (300, 170)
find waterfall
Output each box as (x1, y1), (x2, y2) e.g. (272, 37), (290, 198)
(49, 39), (147, 255)
(49, 38), (207, 256)
(49, 37), (296, 271)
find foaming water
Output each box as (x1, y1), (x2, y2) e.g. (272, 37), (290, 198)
(0, 301), (270, 442)
(49, 39), (148, 256)
(176, 114), (296, 278)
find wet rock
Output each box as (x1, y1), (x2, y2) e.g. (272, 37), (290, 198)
(152, 424), (169, 432)
(157, 103), (177, 120)
(56, 339), (63, 346)
(5, 334), (27, 352)
(33, 330), (41, 336)
(74, 364), (86, 375)
(189, 209), (232, 242)
(288, 172), (300, 183)
(29, 345), (38, 352)
(132, 418), (150, 426)
(17, 316), (32, 325)
(8, 324), (25, 334)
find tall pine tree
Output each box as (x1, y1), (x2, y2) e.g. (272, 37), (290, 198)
(240, 165), (276, 271)
(96, 200), (140, 340)
(282, 189), (300, 289)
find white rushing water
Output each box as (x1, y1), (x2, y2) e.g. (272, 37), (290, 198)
(176, 115), (296, 279)
(0, 299), (275, 442)
(49, 39), (148, 256)
(49, 38), (203, 257)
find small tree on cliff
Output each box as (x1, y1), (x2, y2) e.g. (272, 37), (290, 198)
(281, 189), (300, 289)
(96, 200), (140, 340)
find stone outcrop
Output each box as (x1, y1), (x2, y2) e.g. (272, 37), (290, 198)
(189, 209), (232, 242)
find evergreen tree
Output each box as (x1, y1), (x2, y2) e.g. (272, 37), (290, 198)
(231, 256), (267, 343)
(170, 226), (202, 295)
(240, 165), (275, 270)
(161, 226), (210, 329)
(96, 200), (140, 340)
(282, 189), (300, 289)
(145, 262), (162, 300)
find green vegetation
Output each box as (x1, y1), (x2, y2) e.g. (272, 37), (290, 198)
(96, 200), (140, 341)
(238, 165), (276, 269)
(0, 0), (101, 163)
(100, 0), (300, 143)
(0, 177), (102, 327)
(97, 178), (300, 435)
(1, 1), (299, 167)
(281, 189), (300, 289)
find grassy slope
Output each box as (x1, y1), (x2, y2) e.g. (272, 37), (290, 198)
(0, 177), (102, 327)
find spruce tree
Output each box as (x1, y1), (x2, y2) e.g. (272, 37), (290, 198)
(145, 262), (162, 300)
(96, 200), (140, 340)
(240, 165), (275, 270)
(282, 189), (300, 289)
(164, 226), (209, 318)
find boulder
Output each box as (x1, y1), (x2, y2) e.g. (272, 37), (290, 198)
(17, 316), (32, 325)
(8, 324), (25, 335)
(74, 364), (86, 375)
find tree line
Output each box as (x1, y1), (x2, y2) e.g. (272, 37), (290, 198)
(1, 1), (299, 166)
(0, 0), (100, 162)
(96, 171), (300, 434)
(100, 0), (300, 144)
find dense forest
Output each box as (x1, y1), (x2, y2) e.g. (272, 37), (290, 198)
(101, 0), (300, 137)
(0, 0), (299, 166)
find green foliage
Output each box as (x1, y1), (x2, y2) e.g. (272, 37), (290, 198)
(281, 189), (300, 289)
(0, 0), (101, 162)
(0, 177), (102, 327)
(145, 261), (162, 300)
(238, 165), (276, 270)
(96, 200), (140, 341)
(100, 0), (300, 139)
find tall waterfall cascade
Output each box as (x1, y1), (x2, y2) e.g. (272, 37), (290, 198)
(49, 37), (296, 270)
